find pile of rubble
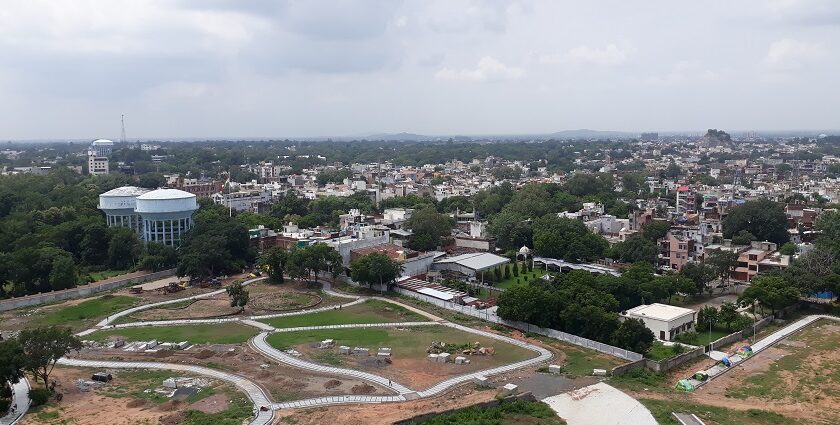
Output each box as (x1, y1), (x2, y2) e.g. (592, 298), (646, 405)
(426, 341), (495, 356)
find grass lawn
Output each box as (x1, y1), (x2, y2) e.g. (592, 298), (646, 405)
(524, 333), (625, 377)
(494, 269), (547, 290)
(85, 269), (131, 282)
(88, 322), (258, 344)
(609, 368), (670, 392)
(725, 319), (840, 402)
(266, 325), (536, 365)
(35, 294), (137, 329)
(639, 398), (792, 425)
(260, 299), (425, 329)
(674, 328), (731, 347)
(645, 341), (687, 361)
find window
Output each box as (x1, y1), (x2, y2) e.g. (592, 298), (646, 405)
(660, 331), (665, 340)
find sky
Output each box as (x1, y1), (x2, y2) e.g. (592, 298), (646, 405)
(0, 0), (838, 140)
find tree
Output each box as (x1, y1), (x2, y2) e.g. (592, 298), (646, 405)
(226, 281), (249, 310)
(48, 255), (77, 290)
(739, 275), (800, 317)
(406, 207), (453, 251)
(609, 235), (657, 264)
(721, 199), (788, 245)
(679, 262), (716, 296)
(259, 247), (288, 283)
(286, 244), (343, 283)
(815, 210), (840, 258)
(349, 252), (403, 291)
(488, 210), (532, 251)
(778, 242), (797, 256)
(706, 250), (739, 287)
(177, 207), (253, 280)
(512, 261), (520, 277)
(137, 173), (165, 189)
(718, 302), (739, 331)
(137, 242), (178, 272)
(641, 221), (670, 242)
(611, 318), (655, 354)
(697, 306), (719, 330)
(0, 339), (25, 387)
(107, 227), (141, 269)
(18, 326), (82, 388)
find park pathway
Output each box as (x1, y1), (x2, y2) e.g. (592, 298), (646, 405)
(0, 378), (30, 425)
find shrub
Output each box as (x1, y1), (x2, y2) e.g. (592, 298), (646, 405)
(29, 388), (51, 406)
(671, 343), (686, 355)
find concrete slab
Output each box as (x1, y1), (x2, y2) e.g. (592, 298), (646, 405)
(542, 382), (656, 425)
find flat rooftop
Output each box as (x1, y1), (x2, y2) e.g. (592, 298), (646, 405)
(625, 303), (695, 321)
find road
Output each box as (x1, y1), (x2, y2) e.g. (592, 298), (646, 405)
(0, 378), (30, 425)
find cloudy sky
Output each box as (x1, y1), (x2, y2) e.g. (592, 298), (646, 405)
(0, 0), (838, 140)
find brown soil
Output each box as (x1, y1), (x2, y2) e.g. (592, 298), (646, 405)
(131, 296), (240, 321)
(351, 383), (376, 394)
(190, 393), (230, 414)
(324, 379), (342, 389)
(274, 382), (499, 425)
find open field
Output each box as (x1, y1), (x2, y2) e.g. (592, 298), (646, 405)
(0, 294), (138, 332)
(260, 299), (426, 329)
(639, 398), (794, 425)
(88, 322), (259, 345)
(21, 366), (252, 425)
(520, 332), (626, 377)
(266, 325), (537, 388)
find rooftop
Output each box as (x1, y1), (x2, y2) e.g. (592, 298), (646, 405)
(435, 252), (510, 271)
(624, 303), (695, 321)
(100, 186), (150, 197)
(136, 188), (196, 200)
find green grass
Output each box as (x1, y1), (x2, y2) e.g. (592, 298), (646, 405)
(99, 369), (180, 403)
(645, 342), (686, 361)
(35, 295), (137, 329)
(609, 368), (669, 392)
(525, 334), (625, 377)
(493, 269), (547, 290)
(85, 269), (131, 282)
(260, 299), (425, 329)
(674, 328), (731, 346)
(639, 398), (793, 425)
(266, 325), (535, 365)
(88, 322), (259, 344)
(725, 319), (840, 402)
(409, 399), (566, 425)
(182, 394), (253, 425)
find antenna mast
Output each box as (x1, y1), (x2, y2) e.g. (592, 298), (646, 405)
(120, 114), (127, 143)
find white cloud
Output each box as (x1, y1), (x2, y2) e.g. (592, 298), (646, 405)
(764, 38), (826, 69)
(540, 44), (633, 66)
(646, 61), (720, 85)
(435, 56), (525, 82)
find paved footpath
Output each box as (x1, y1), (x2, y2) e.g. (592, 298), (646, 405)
(57, 358), (275, 425)
(0, 378), (30, 425)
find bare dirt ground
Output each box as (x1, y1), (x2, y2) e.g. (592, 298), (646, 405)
(19, 367), (233, 425)
(76, 342), (395, 402)
(274, 375), (515, 425)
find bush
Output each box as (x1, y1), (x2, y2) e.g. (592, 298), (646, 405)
(29, 388), (51, 406)
(675, 331), (699, 345)
(731, 315), (753, 332)
(671, 343), (686, 355)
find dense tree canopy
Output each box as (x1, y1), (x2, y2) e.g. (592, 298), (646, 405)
(177, 201), (253, 280)
(721, 199), (788, 245)
(406, 207), (453, 251)
(350, 252), (403, 291)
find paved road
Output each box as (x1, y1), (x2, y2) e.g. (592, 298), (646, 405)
(57, 358), (274, 425)
(690, 314), (839, 388)
(0, 378), (30, 425)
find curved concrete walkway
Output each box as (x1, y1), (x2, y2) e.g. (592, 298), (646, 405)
(57, 358), (274, 425)
(51, 276), (552, 423)
(0, 378), (30, 425)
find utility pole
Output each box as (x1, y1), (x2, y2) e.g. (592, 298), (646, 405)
(120, 114), (127, 144)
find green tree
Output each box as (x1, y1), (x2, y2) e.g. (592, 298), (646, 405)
(225, 281), (249, 310)
(739, 275), (800, 317)
(512, 261), (520, 277)
(611, 318), (655, 354)
(350, 252), (403, 291)
(107, 227), (141, 269)
(609, 235), (657, 265)
(177, 206), (253, 280)
(641, 221), (671, 242)
(697, 306), (719, 330)
(18, 326), (82, 388)
(137, 242), (178, 272)
(259, 247), (288, 283)
(48, 255), (77, 290)
(706, 250), (739, 287)
(679, 262), (716, 296)
(286, 244), (343, 283)
(778, 242), (797, 256)
(718, 302), (739, 331)
(0, 339), (25, 387)
(721, 199), (788, 245)
(406, 207), (453, 251)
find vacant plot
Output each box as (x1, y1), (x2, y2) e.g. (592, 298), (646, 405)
(0, 294), (138, 332)
(266, 325), (537, 388)
(89, 322), (259, 344)
(412, 399), (566, 425)
(260, 299), (426, 329)
(129, 296), (241, 321)
(639, 398), (794, 425)
(22, 367), (253, 425)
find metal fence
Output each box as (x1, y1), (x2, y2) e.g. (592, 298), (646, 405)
(393, 287), (643, 362)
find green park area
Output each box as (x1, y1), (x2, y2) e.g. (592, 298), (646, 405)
(23, 295), (138, 331)
(260, 299), (426, 329)
(89, 322), (259, 345)
(492, 263), (551, 290)
(266, 325), (536, 365)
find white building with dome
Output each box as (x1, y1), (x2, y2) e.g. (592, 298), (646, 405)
(99, 186), (198, 246)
